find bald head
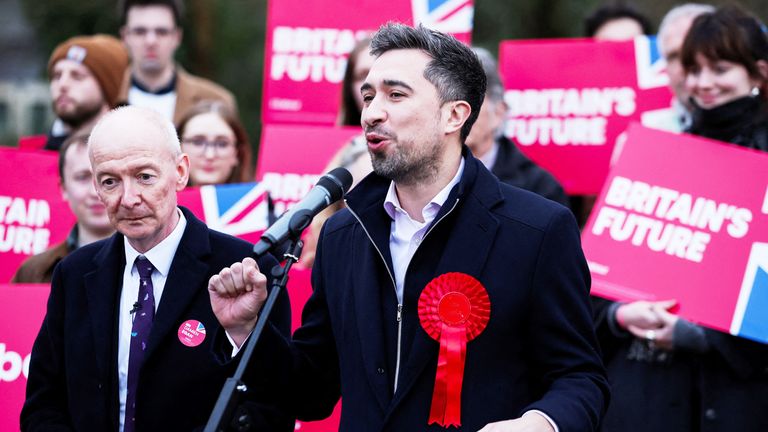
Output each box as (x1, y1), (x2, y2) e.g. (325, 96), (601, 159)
(88, 105), (190, 253)
(89, 105), (181, 160)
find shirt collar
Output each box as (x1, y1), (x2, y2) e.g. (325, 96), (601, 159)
(123, 208), (187, 277)
(131, 72), (177, 95)
(384, 157), (465, 221)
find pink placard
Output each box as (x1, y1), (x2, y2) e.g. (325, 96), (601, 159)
(0, 148), (76, 283)
(262, 0), (473, 125)
(582, 124), (768, 343)
(499, 37), (674, 194)
(256, 123), (361, 215)
(0, 283), (50, 432)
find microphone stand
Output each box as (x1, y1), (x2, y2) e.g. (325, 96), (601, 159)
(204, 210), (311, 432)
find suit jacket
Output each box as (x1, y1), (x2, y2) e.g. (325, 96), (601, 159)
(21, 207), (292, 432)
(118, 66), (238, 126)
(490, 136), (569, 207)
(242, 149), (609, 431)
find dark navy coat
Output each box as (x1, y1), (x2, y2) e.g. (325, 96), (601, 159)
(250, 151), (609, 431)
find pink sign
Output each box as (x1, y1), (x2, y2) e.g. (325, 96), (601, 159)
(0, 148), (76, 283)
(0, 283), (50, 432)
(582, 124), (768, 343)
(256, 124), (361, 216)
(499, 37), (673, 194)
(262, 0), (473, 125)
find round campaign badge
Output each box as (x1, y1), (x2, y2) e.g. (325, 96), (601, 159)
(177, 319), (206, 347)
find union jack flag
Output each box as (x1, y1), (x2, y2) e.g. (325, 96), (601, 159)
(411, 0), (474, 36)
(198, 182), (271, 242)
(635, 35), (669, 90)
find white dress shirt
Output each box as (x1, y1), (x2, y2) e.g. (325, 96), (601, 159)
(383, 159), (464, 304)
(117, 209), (187, 432)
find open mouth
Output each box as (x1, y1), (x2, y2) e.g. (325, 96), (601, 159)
(366, 133), (390, 150)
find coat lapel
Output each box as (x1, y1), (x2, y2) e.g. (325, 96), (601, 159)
(84, 235), (125, 380)
(143, 209), (211, 361)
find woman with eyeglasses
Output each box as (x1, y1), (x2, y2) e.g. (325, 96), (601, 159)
(597, 6), (768, 432)
(176, 100), (253, 186)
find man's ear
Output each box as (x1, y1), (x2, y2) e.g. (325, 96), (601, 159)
(443, 101), (472, 135)
(176, 154), (190, 191)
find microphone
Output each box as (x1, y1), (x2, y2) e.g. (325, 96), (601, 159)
(253, 167), (353, 257)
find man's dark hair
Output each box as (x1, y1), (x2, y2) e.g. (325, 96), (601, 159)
(58, 133), (91, 181)
(120, 0), (184, 27)
(584, 4), (653, 37)
(370, 23), (486, 143)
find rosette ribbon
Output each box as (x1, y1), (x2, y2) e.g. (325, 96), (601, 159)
(418, 272), (490, 428)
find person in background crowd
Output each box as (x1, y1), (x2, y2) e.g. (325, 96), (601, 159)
(644, 3), (715, 133)
(596, 6), (768, 431)
(573, 4), (654, 227)
(683, 6), (768, 150)
(465, 47), (568, 207)
(209, 23), (608, 432)
(300, 36), (375, 267)
(119, 0), (238, 125)
(43, 35), (129, 151)
(12, 133), (114, 283)
(176, 100), (253, 186)
(585, 4), (653, 41)
(21, 106), (293, 431)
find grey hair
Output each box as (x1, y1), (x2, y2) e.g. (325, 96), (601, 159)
(658, 3), (716, 54)
(472, 47), (505, 104)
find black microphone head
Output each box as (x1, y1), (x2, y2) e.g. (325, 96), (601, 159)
(318, 167), (353, 202)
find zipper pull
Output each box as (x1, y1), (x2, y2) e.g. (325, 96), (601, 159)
(397, 304), (403, 322)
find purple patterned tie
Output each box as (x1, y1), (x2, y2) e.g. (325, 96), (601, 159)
(124, 257), (155, 432)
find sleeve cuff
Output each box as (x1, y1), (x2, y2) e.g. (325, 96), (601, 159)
(226, 330), (253, 358)
(523, 410), (559, 432)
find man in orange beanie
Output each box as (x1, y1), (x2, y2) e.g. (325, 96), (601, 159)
(45, 34), (129, 150)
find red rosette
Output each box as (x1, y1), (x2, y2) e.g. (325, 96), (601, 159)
(418, 272), (490, 428)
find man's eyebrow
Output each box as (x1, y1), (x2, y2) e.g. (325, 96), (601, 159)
(360, 80), (415, 93)
(382, 79), (414, 91)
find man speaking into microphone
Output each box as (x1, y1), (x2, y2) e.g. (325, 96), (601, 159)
(209, 24), (608, 431)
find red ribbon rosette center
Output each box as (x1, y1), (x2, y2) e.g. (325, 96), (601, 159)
(418, 272), (490, 428)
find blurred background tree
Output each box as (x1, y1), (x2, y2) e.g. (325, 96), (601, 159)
(8, 0), (768, 153)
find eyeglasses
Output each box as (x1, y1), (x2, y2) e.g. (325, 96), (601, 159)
(182, 137), (235, 154)
(126, 26), (176, 38)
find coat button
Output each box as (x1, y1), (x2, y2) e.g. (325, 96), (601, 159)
(377, 367), (385, 374)
(704, 408), (717, 420)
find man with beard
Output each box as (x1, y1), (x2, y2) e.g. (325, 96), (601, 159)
(44, 35), (129, 151)
(209, 24), (608, 431)
(118, 0), (237, 125)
